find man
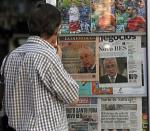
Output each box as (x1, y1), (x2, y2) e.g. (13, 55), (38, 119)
(137, 0), (145, 18)
(97, 3), (116, 32)
(79, 2), (90, 33)
(1, 2), (79, 131)
(79, 46), (96, 73)
(115, 0), (129, 32)
(68, 2), (80, 33)
(126, 6), (145, 32)
(100, 58), (127, 83)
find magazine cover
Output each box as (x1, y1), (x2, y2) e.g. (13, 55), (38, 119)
(92, 81), (113, 95)
(59, 36), (99, 81)
(57, 0), (91, 34)
(57, 0), (146, 33)
(91, 0), (116, 33)
(115, 0), (146, 32)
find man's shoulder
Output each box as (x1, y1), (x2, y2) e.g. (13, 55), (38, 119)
(100, 75), (109, 80)
(117, 74), (127, 78)
(100, 75), (110, 83)
(116, 74), (128, 81)
(79, 67), (86, 73)
(10, 42), (58, 67)
(100, 75), (108, 78)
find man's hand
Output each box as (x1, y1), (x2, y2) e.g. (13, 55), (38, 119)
(54, 45), (62, 59)
(69, 98), (79, 107)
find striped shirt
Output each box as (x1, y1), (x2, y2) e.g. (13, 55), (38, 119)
(1, 36), (79, 131)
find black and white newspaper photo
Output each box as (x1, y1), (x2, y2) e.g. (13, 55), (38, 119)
(59, 36), (99, 81)
(99, 35), (142, 88)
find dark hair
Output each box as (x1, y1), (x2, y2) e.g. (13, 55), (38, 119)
(28, 1), (61, 37)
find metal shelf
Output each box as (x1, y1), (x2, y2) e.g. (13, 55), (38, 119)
(59, 32), (146, 36)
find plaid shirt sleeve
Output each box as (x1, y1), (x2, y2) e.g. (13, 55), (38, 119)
(37, 54), (79, 104)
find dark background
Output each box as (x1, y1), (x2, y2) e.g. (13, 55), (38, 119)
(0, 0), (38, 66)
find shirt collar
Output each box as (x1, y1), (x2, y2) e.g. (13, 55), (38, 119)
(91, 63), (96, 70)
(108, 74), (117, 79)
(26, 36), (56, 53)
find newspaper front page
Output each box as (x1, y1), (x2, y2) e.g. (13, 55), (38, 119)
(66, 97), (99, 131)
(59, 36), (99, 81)
(99, 97), (142, 131)
(99, 35), (142, 88)
(91, 48), (146, 96)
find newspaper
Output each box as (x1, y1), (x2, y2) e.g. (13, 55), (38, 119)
(66, 97), (99, 131)
(100, 97), (142, 131)
(59, 36), (99, 81)
(99, 35), (142, 88)
(113, 48), (147, 96)
(57, 0), (146, 34)
(91, 48), (147, 96)
(75, 40), (146, 97)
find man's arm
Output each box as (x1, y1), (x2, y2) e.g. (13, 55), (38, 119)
(42, 53), (79, 105)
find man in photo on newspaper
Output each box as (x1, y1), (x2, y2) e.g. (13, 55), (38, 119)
(100, 57), (127, 83)
(78, 46), (96, 73)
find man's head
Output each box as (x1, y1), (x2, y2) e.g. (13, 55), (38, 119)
(71, 2), (76, 7)
(28, 2), (61, 39)
(103, 57), (118, 77)
(127, 6), (137, 17)
(138, 0), (145, 8)
(79, 46), (95, 68)
(115, 0), (126, 12)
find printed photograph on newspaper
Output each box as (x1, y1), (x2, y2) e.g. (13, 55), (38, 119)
(57, 0), (91, 34)
(91, 0), (116, 33)
(99, 35), (142, 88)
(66, 97), (99, 131)
(115, 0), (146, 33)
(59, 36), (99, 81)
(57, 0), (146, 34)
(99, 97), (142, 131)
